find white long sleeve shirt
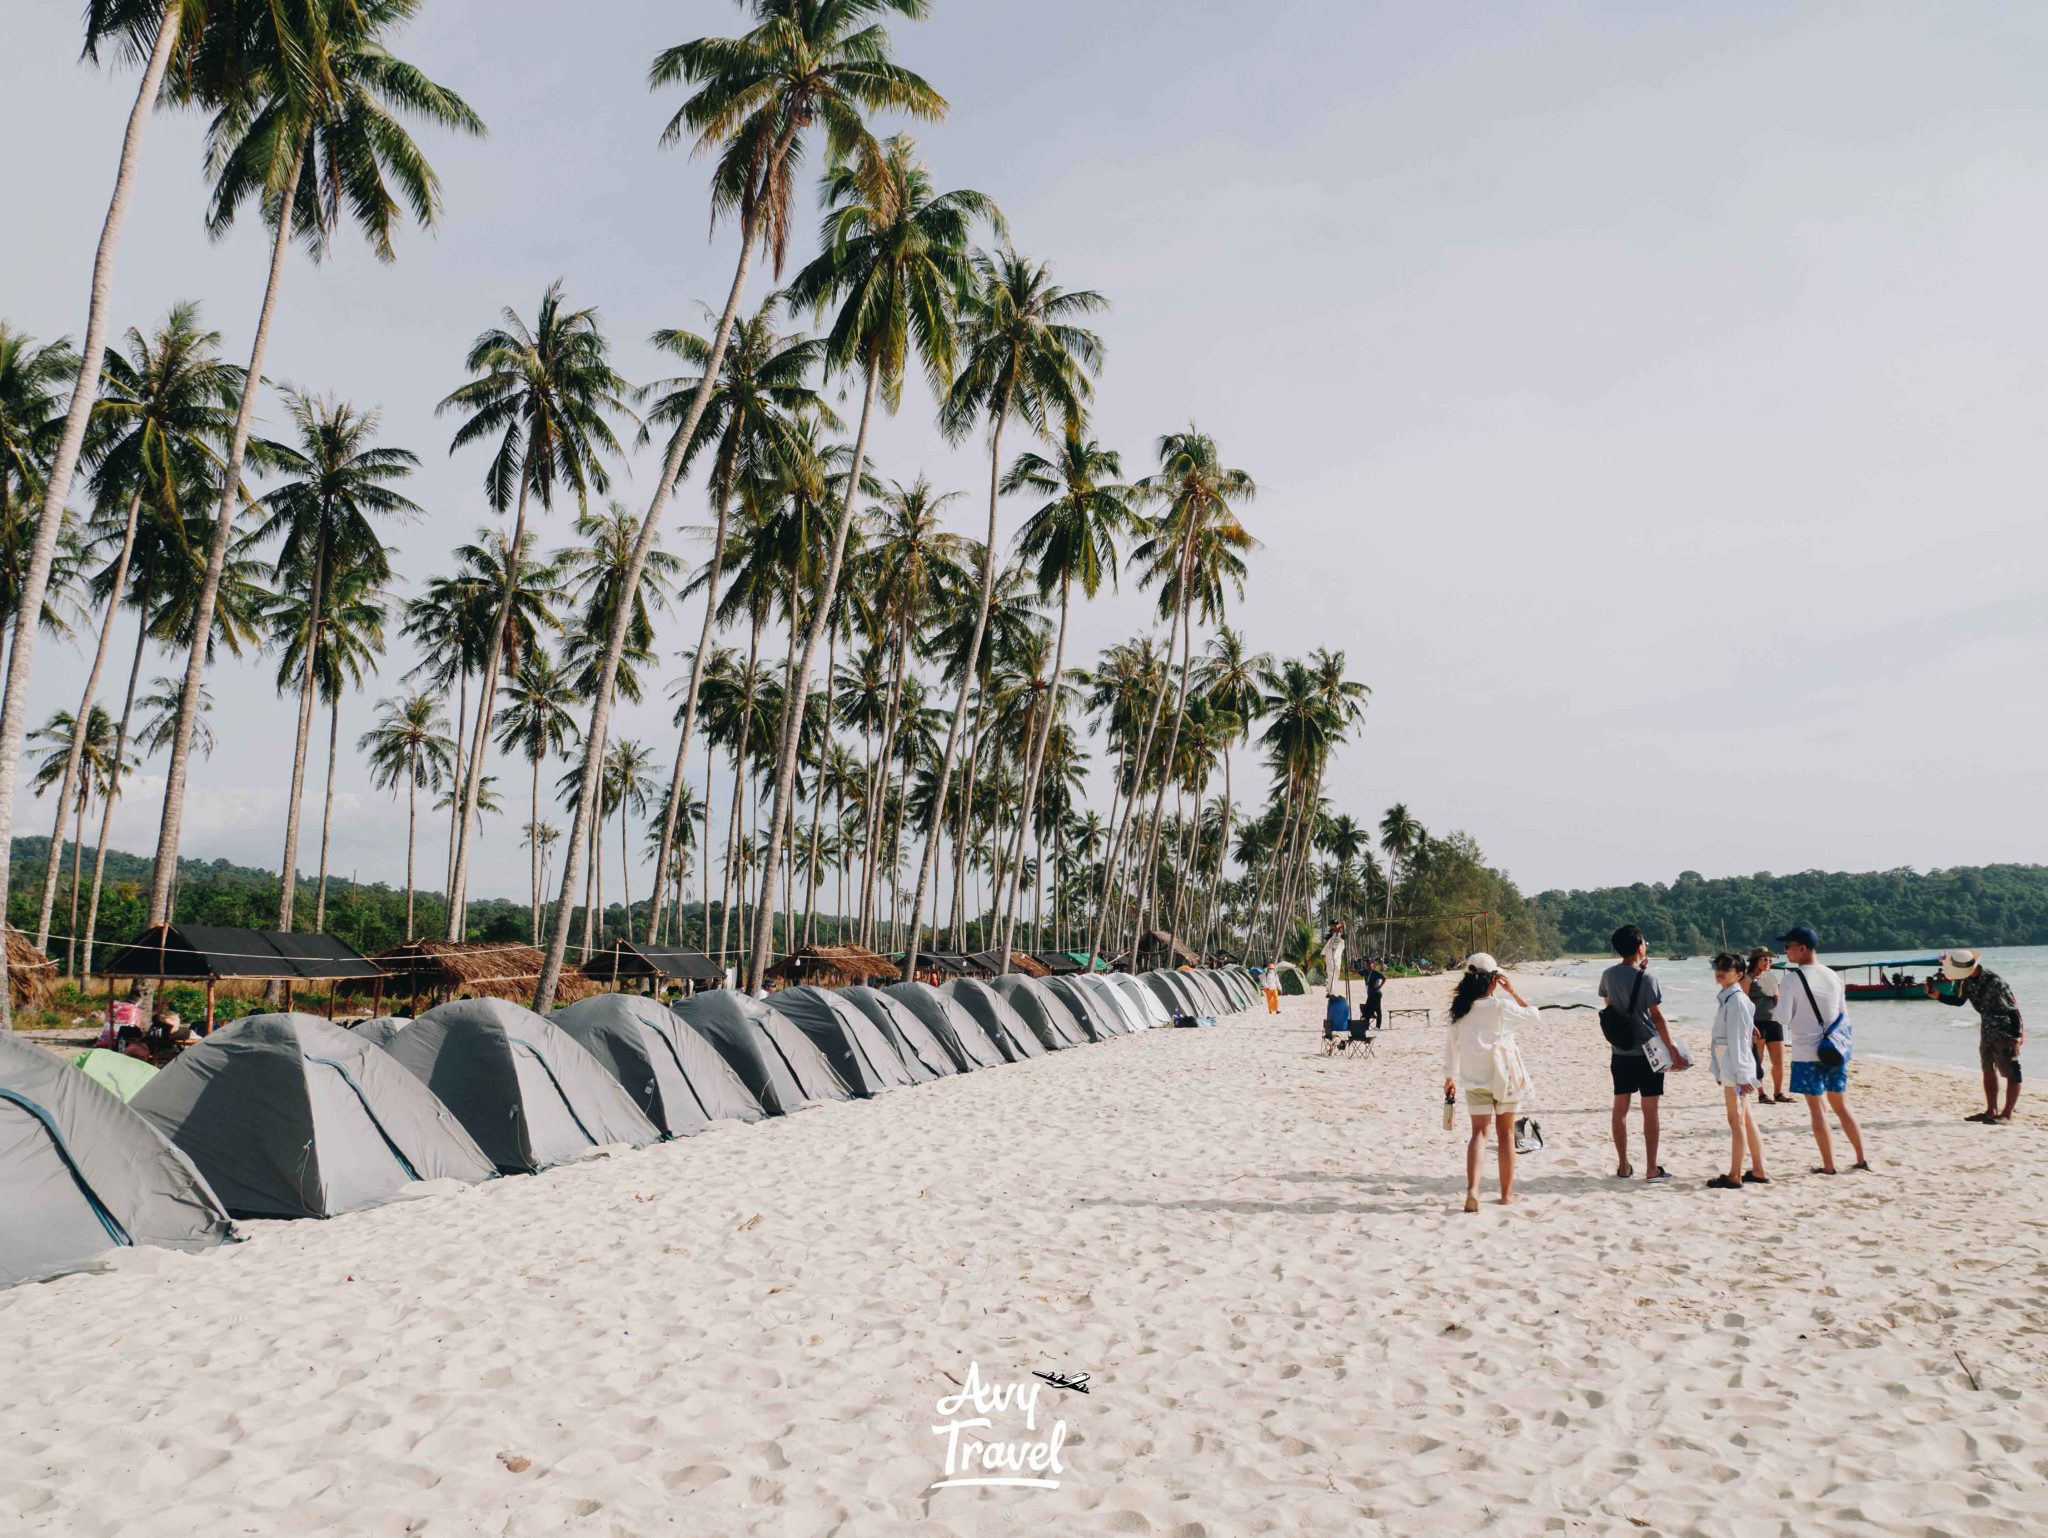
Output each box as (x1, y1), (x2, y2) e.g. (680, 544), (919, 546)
(1444, 993), (1537, 1091)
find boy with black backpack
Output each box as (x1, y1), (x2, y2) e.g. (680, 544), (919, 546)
(1599, 925), (1689, 1180)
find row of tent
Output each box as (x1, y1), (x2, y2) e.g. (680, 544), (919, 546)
(1, 967), (1261, 1288)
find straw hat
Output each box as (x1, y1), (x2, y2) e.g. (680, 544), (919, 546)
(1941, 950), (1980, 982)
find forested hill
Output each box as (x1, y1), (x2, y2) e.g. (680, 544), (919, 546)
(1530, 865), (2048, 955)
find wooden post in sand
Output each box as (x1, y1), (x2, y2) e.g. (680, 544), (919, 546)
(204, 975), (217, 1032)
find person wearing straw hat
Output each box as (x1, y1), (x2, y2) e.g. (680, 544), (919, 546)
(1927, 950), (2024, 1123)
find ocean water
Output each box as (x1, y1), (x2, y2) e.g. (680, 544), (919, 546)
(1552, 945), (2048, 1074)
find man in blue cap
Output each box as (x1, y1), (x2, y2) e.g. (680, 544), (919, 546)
(1776, 923), (1871, 1174)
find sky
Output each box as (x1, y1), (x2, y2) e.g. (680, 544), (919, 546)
(4, 0), (2046, 916)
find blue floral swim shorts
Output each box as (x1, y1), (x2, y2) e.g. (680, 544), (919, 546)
(1790, 1060), (1848, 1097)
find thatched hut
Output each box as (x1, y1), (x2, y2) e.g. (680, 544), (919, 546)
(1128, 930), (1200, 971)
(963, 948), (1050, 979)
(763, 944), (900, 990)
(345, 939), (597, 1010)
(5, 927), (56, 1010)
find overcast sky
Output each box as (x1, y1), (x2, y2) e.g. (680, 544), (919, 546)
(5, 0), (2046, 914)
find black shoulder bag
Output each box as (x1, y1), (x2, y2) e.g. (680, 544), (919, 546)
(1598, 968), (1648, 1052)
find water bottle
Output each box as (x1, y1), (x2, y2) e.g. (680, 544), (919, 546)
(1442, 1088), (1457, 1130)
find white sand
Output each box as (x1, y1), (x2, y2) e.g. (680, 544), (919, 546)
(6, 972), (2048, 1536)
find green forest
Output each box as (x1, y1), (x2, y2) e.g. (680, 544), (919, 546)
(1530, 865), (2048, 956)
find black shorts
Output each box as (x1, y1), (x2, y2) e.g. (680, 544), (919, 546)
(1611, 1054), (1666, 1099)
(1756, 1020), (1784, 1045)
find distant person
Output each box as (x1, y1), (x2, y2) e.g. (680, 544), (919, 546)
(1442, 954), (1536, 1211)
(1707, 953), (1769, 1189)
(1743, 947), (1790, 1102)
(1599, 925), (1689, 1181)
(1264, 961), (1282, 1016)
(1776, 924), (1870, 1174)
(1928, 950), (2024, 1123)
(1361, 958), (1386, 1032)
(1321, 922), (1347, 995)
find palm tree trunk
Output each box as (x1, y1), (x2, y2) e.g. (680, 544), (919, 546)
(66, 787), (88, 979)
(618, 799), (633, 942)
(996, 572), (1070, 964)
(860, 629), (906, 946)
(1203, 744), (1234, 959)
(82, 611), (149, 976)
(0, 12), (181, 1025)
(144, 123), (310, 941)
(404, 746), (419, 939)
(35, 483), (145, 951)
(447, 479), (531, 938)
(647, 441), (736, 942)
(946, 686), (987, 954)
(536, 188), (774, 1011)
(1085, 627), (1178, 977)
(1135, 547), (1200, 953)
(444, 669), (466, 910)
(528, 754), (542, 944)
(277, 530), (328, 933)
(314, 694), (340, 931)
(740, 360), (882, 991)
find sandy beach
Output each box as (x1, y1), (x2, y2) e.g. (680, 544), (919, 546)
(6, 971), (2047, 1537)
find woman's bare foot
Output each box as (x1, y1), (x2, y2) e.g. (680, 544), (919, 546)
(1498, 1193), (1521, 1206)
(1462, 1194), (1480, 1213)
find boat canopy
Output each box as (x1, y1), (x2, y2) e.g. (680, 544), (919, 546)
(1836, 957), (1941, 971)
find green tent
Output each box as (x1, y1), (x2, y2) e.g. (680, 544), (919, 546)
(70, 1048), (158, 1103)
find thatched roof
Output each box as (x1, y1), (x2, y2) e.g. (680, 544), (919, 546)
(963, 949), (1050, 978)
(5, 927), (55, 1009)
(1129, 930), (1200, 968)
(764, 944), (900, 989)
(343, 939), (597, 1004)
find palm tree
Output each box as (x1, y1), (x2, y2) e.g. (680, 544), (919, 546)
(1192, 625), (1269, 958)
(494, 651), (579, 941)
(360, 693), (454, 938)
(1096, 429), (1257, 968)
(896, 249), (1102, 979)
(30, 704), (126, 978)
(0, 328), (78, 531)
(742, 137), (995, 987)
(255, 390), (417, 931)
(558, 501), (683, 704)
(534, 0), (947, 1008)
(30, 303), (243, 953)
(0, 2), (227, 1017)
(1378, 802), (1419, 962)
(437, 280), (631, 936)
(638, 298), (835, 943)
(142, 0), (483, 949)
(992, 429), (1128, 963)
(601, 738), (661, 945)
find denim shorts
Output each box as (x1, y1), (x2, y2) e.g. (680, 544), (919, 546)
(1790, 1060), (1848, 1097)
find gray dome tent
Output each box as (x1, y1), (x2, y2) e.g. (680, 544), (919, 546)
(945, 978), (1060, 1057)
(875, 982), (1014, 1068)
(1184, 970), (1229, 1015)
(1112, 973), (1173, 1028)
(990, 974), (1089, 1049)
(1041, 974), (1123, 1041)
(2, 1031), (232, 1287)
(1143, 970), (1202, 1020)
(351, 1016), (411, 1050)
(769, 986), (917, 1097)
(839, 987), (955, 1082)
(131, 1014), (497, 1220)
(1078, 974), (1147, 1034)
(382, 998), (659, 1173)
(674, 992), (851, 1115)
(552, 994), (763, 1136)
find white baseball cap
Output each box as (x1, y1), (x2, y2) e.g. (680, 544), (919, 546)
(1462, 952), (1500, 974)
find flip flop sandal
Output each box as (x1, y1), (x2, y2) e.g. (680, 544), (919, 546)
(1850, 1161), (1876, 1172)
(1965, 1112), (1997, 1123)
(1705, 1175), (1742, 1190)
(1645, 1166), (1672, 1182)
(1742, 1172), (1772, 1184)
(1614, 1165), (1634, 1180)
(1810, 1166), (1839, 1176)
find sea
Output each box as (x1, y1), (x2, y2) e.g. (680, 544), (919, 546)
(1550, 945), (2048, 1075)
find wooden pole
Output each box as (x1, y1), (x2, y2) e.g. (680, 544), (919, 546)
(204, 975), (216, 1032)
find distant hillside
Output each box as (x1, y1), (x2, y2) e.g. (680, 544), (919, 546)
(1530, 864), (2048, 955)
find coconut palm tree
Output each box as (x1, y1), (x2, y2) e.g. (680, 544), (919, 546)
(535, 0), (947, 1008)
(30, 704), (127, 978)
(638, 299), (835, 943)
(601, 738), (661, 944)
(437, 280), (631, 936)
(358, 695), (451, 933)
(30, 303), (244, 953)
(494, 651), (579, 941)
(558, 501), (683, 705)
(1192, 625), (1269, 957)
(0, 2), (228, 1015)
(254, 390), (417, 930)
(1096, 429), (1256, 967)
(142, 0), (483, 948)
(0, 328), (78, 530)
(1378, 801), (1419, 962)
(729, 133), (991, 988)
(992, 429), (1128, 963)
(899, 248), (1103, 979)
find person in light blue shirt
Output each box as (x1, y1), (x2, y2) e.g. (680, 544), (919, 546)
(1706, 953), (1769, 1190)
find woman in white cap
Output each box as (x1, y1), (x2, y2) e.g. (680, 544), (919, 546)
(1442, 953), (1537, 1211)
(1928, 950), (2025, 1123)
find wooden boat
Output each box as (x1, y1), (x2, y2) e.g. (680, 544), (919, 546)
(1837, 957), (1956, 1002)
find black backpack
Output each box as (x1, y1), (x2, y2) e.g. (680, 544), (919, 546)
(1598, 967), (1650, 1051)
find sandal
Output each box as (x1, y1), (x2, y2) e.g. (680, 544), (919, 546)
(1811, 1166), (1838, 1176)
(1772, 1094), (1794, 1104)
(1742, 1171), (1771, 1184)
(1966, 1112), (1997, 1123)
(1614, 1165), (1634, 1180)
(1645, 1166), (1671, 1182)
(1850, 1160), (1875, 1172)
(1706, 1174), (1742, 1190)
